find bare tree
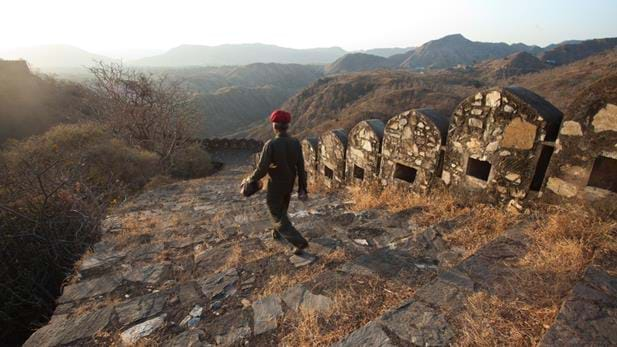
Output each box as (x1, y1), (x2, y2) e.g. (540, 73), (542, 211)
(88, 62), (199, 163)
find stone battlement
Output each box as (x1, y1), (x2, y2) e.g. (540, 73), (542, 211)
(304, 83), (617, 213)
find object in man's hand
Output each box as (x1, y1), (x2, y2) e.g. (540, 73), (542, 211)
(240, 178), (263, 197)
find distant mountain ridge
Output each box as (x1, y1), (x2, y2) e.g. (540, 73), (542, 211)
(399, 34), (543, 69)
(540, 37), (617, 65)
(0, 45), (113, 68)
(131, 43), (347, 66)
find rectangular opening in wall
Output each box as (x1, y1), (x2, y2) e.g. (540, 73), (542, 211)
(353, 164), (365, 180)
(466, 157), (491, 181)
(393, 163), (417, 183)
(324, 166), (334, 180)
(530, 145), (554, 191)
(435, 149), (446, 178)
(587, 156), (617, 193)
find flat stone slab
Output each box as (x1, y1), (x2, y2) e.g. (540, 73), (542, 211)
(79, 249), (127, 274)
(23, 307), (114, 347)
(201, 268), (239, 302)
(252, 295), (283, 335)
(124, 262), (172, 284)
(115, 292), (168, 326)
(332, 321), (395, 347)
(281, 284), (333, 314)
(165, 330), (212, 347)
(540, 264), (617, 346)
(289, 253), (317, 268)
(59, 273), (123, 303)
(120, 314), (167, 345)
(338, 248), (426, 281)
(380, 301), (454, 346)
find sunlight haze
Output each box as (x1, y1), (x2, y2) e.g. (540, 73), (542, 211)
(2, 0), (616, 55)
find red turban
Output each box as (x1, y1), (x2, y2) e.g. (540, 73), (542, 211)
(269, 109), (291, 124)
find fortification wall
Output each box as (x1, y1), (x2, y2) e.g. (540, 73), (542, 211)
(303, 84), (614, 215)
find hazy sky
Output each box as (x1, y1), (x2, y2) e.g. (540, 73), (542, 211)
(2, 0), (616, 54)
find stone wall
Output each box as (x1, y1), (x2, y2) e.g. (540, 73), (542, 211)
(379, 109), (449, 193)
(441, 87), (563, 207)
(301, 137), (319, 186)
(345, 120), (384, 185)
(318, 129), (348, 188)
(544, 75), (617, 215)
(201, 138), (264, 151)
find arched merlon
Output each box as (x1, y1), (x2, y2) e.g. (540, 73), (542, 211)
(442, 86), (563, 204)
(346, 119), (385, 185)
(301, 137), (319, 184)
(544, 74), (617, 209)
(379, 109), (449, 193)
(318, 129), (348, 188)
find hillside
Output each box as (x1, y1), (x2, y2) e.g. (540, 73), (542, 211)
(475, 51), (548, 79)
(540, 37), (617, 65)
(240, 48), (617, 141)
(0, 60), (93, 143)
(400, 34), (542, 69)
(360, 47), (414, 57)
(195, 86), (291, 138)
(239, 70), (482, 140)
(325, 53), (388, 74)
(0, 45), (113, 69)
(167, 63), (323, 138)
(132, 44), (347, 66)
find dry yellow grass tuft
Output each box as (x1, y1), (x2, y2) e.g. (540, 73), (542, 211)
(454, 204), (616, 346)
(279, 277), (415, 346)
(258, 249), (350, 299)
(455, 291), (553, 346)
(348, 184), (519, 257)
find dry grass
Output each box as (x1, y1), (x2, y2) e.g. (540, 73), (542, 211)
(143, 175), (177, 191)
(454, 204), (616, 346)
(258, 249), (349, 299)
(72, 296), (124, 317)
(348, 184), (519, 257)
(455, 292), (554, 346)
(279, 277), (415, 346)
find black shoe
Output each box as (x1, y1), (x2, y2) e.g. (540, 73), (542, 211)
(293, 244), (308, 255)
(271, 229), (283, 241)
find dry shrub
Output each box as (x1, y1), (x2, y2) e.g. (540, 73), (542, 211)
(168, 143), (214, 179)
(144, 175), (177, 191)
(0, 123), (160, 342)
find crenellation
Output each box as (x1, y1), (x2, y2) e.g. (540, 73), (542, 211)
(379, 109), (449, 194)
(345, 120), (385, 185)
(442, 86), (563, 205)
(303, 84), (615, 215)
(301, 137), (319, 186)
(544, 75), (617, 215)
(318, 129), (348, 188)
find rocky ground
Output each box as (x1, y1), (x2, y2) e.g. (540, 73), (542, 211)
(24, 149), (616, 346)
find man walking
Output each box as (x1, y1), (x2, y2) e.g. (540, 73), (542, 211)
(247, 109), (310, 255)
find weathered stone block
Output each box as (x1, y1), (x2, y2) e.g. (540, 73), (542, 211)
(544, 76), (617, 213)
(443, 86), (563, 204)
(345, 119), (385, 185)
(379, 109), (449, 194)
(301, 137), (319, 186)
(318, 129), (348, 188)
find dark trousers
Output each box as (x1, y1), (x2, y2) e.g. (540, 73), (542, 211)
(266, 189), (308, 249)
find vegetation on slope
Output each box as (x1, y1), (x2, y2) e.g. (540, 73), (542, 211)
(0, 63), (214, 344)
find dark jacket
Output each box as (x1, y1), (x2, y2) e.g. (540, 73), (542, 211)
(249, 132), (307, 195)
